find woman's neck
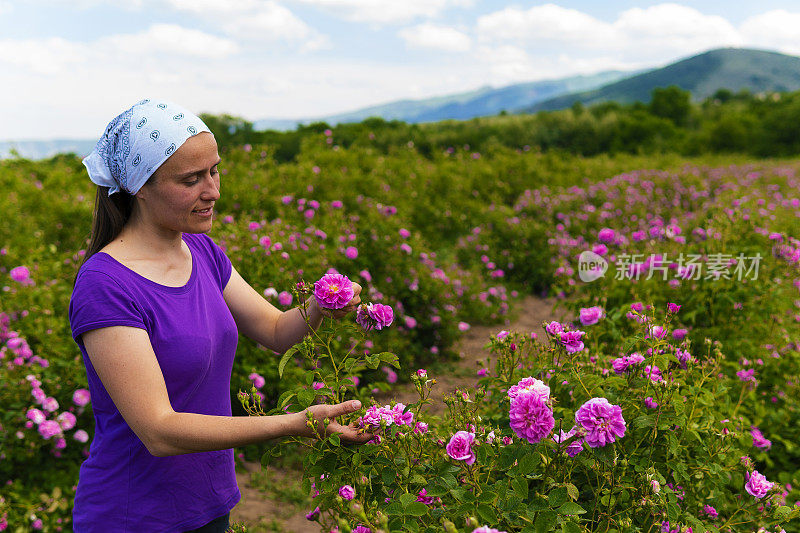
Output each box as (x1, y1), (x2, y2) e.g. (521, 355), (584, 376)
(115, 217), (185, 261)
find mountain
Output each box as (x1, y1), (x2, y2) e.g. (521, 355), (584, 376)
(254, 70), (632, 130)
(526, 48), (800, 113)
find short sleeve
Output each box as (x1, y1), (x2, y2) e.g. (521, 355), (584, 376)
(69, 269), (147, 345)
(189, 233), (233, 291)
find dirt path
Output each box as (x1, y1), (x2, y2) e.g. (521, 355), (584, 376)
(229, 295), (566, 532)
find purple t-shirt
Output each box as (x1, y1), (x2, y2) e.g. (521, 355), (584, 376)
(68, 232), (241, 532)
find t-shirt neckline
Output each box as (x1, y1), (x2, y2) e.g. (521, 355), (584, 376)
(95, 233), (197, 294)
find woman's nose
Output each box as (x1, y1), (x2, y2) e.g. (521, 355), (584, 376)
(201, 173), (221, 200)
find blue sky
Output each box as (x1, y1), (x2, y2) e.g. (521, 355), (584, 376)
(2, 1), (800, 140)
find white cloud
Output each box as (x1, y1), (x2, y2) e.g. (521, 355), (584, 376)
(0, 24), (238, 77)
(101, 24), (239, 59)
(165, 0), (261, 14)
(399, 23), (471, 52)
(477, 4), (615, 48)
(220, 5), (314, 43)
(167, 0), (328, 48)
(614, 3), (741, 59)
(291, 0), (473, 25)
(476, 2), (745, 75)
(473, 45), (533, 83)
(49, 0), (146, 9)
(740, 10), (800, 56)
(0, 37), (88, 75)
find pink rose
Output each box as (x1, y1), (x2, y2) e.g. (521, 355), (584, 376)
(446, 431), (476, 465)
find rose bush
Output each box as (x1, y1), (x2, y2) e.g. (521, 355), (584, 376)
(249, 300), (799, 532)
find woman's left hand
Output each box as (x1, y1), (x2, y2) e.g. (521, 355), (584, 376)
(314, 282), (362, 320)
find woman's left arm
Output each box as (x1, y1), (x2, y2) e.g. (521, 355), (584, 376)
(222, 265), (360, 354)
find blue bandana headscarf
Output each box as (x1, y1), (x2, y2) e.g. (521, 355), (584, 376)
(83, 99), (211, 196)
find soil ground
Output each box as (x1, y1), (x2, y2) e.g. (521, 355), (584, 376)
(229, 296), (566, 532)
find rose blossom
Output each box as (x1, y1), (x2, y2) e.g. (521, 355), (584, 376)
(750, 427), (772, 449)
(545, 321), (564, 336)
(314, 273), (355, 309)
(575, 397), (626, 447)
(248, 373), (266, 389)
(646, 325), (667, 339)
(56, 412), (77, 431)
(73, 429), (89, 443)
(672, 328), (688, 341)
(509, 390), (555, 444)
(338, 485), (355, 500)
(558, 330), (586, 354)
(744, 470), (774, 498)
(579, 306), (604, 326)
(643, 365), (663, 383)
(356, 303), (394, 331)
(507, 377), (550, 401)
(42, 396), (59, 413)
(359, 405), (394, 430)
(391, 403), (414, 426)
(26, 408), (46, 425)
(446, 431), (476, 465)
(552, 426), (584, 457)
(73, 388), (91, 407)
(416, 488), (435, 505)
(305, 506), (320, 521)
(472, 528), (507, 533)
(9, 266), (31, 283)
(598, 228), (615, 243)
(703, 505), (718, 519)
(611, 352), (645, 374)
(38, 420), (62, 439)
(277, 291), (293, 306)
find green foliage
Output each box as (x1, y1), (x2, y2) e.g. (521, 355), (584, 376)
(2, 119), (799, 531)
(196, 87), (800, 161)
(649, 86), (692, 126)
(269, 311), (799, 532)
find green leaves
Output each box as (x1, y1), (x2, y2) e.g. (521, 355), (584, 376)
(385, 492), (429, 518)
(557, 502), (585, 516)
(297, 388), (316, 408)
(277, 344), (298, 378)
(548, 486), (568, 507)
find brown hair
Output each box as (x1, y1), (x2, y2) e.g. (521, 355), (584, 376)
(74, 183), (146, 285)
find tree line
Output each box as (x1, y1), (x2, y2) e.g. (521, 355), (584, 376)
(200, 86), (800, 162)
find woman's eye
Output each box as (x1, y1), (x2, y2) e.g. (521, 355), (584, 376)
(211, 168), (219, 175)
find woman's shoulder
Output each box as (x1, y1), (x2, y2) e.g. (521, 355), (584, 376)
(73, 256), (129, 297)
(75, 250), (120, 280)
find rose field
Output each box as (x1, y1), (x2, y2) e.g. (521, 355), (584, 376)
(1, 123), (800, 532)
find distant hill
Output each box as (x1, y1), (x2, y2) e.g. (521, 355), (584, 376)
(254, 70), (632, 130)
(0, 139), (96, 161)
(527, 48), (800, 112)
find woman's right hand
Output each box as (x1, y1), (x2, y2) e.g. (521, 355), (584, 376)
(299, 400), (373, 444)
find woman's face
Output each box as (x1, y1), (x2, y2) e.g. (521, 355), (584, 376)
(136, 132), (221, 235)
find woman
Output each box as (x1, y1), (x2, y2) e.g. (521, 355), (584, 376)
(69, 99), (370, 532)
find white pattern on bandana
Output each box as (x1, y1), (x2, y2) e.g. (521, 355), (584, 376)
(83, 99), (211, 196)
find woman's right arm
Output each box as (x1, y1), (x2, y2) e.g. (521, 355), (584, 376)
(81, 326), (369, 457)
